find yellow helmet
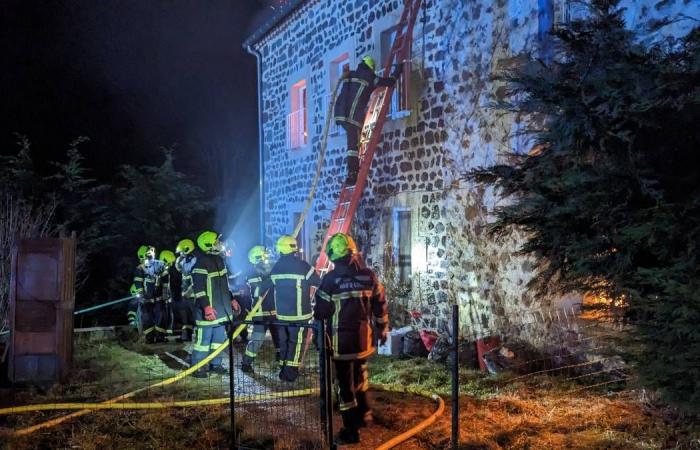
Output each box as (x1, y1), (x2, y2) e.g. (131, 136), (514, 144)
(248, 245), (270, 265)
(362, 55), (376, 71)
(176, 238), (195, 255)
(325, 233), (357, 261)
(130, 283), (138, 296)
(276, 235), (298, 255)
(159, 250), (176, 266)
(197, 230), (222, 254)
(137, 245), (149, 262)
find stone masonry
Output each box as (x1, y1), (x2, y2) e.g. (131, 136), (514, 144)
(250, 0), (700, 342)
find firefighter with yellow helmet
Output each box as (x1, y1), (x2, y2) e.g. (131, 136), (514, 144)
(175, 238), (196, 342)
(333, 55), (403, 185)
(159, 249), (178, 337)
(314, 233), (388, 445)
(190, 231), (239, 377)
(133, 245), (168, 343)
(239, 245), (280, 373)
(261, 235), (320, 382)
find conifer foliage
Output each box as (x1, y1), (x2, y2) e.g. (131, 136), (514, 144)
(471, 0), (700, 411)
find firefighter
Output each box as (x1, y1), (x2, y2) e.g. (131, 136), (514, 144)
(333, 55), (403, 185)
(313, 233), (388, 445)
(133, 245), (168, 343)
(240, 245), (280, 373)
(175, 238), (196, 342)
(262, 235), (320, 382)
(190, 231), (239, 378)
(126, 283), (140, 329)
(159, 250), (177, 337)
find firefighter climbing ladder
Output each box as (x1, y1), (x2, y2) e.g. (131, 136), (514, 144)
(314, 0), (423, 276)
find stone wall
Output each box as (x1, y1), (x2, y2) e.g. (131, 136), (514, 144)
(253, 0), (699, 342)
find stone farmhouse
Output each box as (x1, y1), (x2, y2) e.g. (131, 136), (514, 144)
(243, 0), (699, 342)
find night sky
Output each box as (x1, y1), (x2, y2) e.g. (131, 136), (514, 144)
(1, 0), (271, 205)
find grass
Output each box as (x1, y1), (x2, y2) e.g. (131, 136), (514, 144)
(2, 337), (699, 449)
(368, 354), (700, 450)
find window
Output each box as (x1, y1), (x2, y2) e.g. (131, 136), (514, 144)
(329, 53), (351, 136)
(330, 52), (351, 90)
(392, 208), (412, 284)
(380, 27), (411, 118)
(287, 79), (307, 149)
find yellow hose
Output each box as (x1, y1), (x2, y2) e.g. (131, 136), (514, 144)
(372, 384), (445, 450)
(12, 295), (266, 436)
(0, 389), (318, 414)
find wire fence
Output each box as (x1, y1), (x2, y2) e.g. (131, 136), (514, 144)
(0, 320), (332, 450)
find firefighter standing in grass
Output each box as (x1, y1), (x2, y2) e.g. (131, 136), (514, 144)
(333, 55), (402, 185)
(240, 245), (280, 373)
(175, 238), (196, 342)
(313, 233), (389, 445)
(262, 235), (320, 382)
(190, 231), (239, 378)
(159, 250), (178, 338)
(133, 245), (168, 343)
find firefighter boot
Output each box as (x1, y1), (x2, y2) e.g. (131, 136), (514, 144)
(345, 155), (359, 185)
(356, 391), (373, 428)
(335, 409), (360, 445)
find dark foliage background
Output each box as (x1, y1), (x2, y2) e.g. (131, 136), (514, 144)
(470, 0), (700, 412)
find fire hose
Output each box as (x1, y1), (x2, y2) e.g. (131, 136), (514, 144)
(7, 294), (267, 436)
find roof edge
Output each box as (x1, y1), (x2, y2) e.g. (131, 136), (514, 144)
(243, 0), (310, 49)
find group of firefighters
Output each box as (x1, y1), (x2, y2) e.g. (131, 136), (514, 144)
(128, 230), (388, 445)
(125, 53), (402, 445)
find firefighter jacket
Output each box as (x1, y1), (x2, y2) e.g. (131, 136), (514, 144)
(333, 61), (397, 128)
(191, 250), (233, 326)
(314, 254), (388, 360)
(262, 254), (320, 322)
(133, 259), (166, 302)
(239, 267), (276, 319)
(176, 254), (196, 299)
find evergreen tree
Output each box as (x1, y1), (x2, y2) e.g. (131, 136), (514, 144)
(470, 0), (700, 411)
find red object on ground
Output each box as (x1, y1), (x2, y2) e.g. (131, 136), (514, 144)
(419, 330), (438, 352)
(476, 336), (501, 371)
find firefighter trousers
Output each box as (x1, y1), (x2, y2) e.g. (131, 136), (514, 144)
(174, 298), (195, 336)
(277, 322), (305, 381)
(242, 319), (280, 366)
(340, 122), (360, 157)
(141, 301), (167, 342)
(334, 358), (370, 431)
(191, 324), (227, 369)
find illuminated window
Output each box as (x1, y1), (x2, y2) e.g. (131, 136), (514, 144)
(392, 208), (412, 284)
(380, 26), (411, 119)
(287, 79), (307, 149)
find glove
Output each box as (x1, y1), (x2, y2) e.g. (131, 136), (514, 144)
(231, 299), (241, 314)
(391, 61), (404, 79)
(203, 305), (217, 321)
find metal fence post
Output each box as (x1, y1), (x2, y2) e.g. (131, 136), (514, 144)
(452, 304), (459, 450)
(229, 322), (236, 450)
(317, 319), (334, 449)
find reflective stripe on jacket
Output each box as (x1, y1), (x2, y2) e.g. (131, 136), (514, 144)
(191, 250), (233, 326)
(314, 254), (388, 360)
(263, 254), (320, 322)
(333, 61), (396, 128)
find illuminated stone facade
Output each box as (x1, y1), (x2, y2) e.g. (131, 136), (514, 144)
(250, 0), (699, 340)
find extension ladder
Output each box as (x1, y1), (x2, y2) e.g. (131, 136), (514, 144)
(314, 0), (423, 276)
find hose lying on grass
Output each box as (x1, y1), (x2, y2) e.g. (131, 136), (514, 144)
(372, 383), (445, 450)
(8, 294), (267, 436)
(0, 389), (317, 414)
